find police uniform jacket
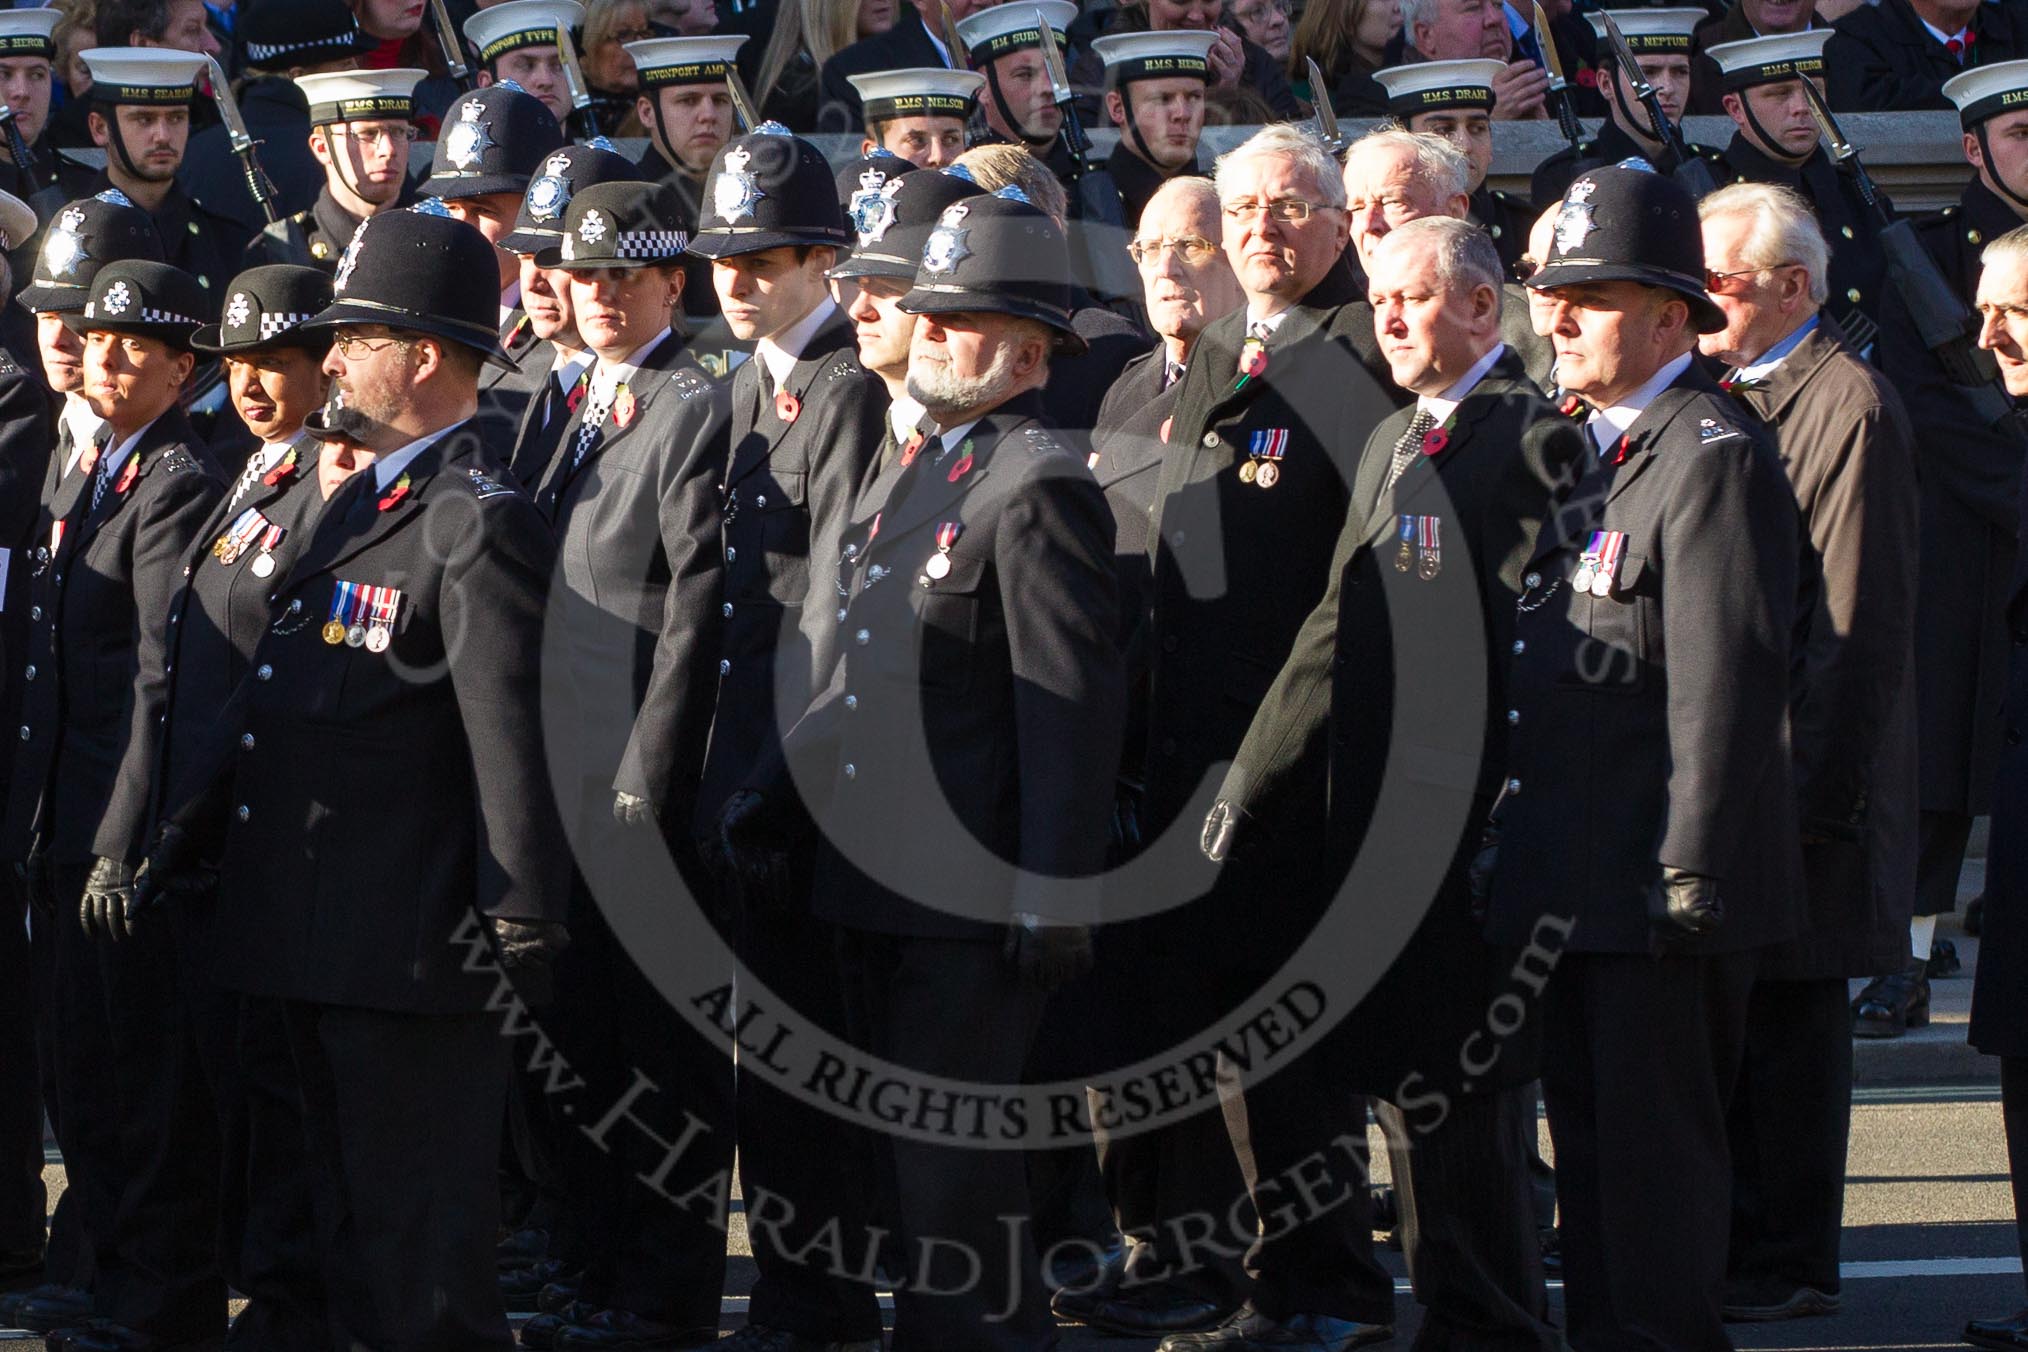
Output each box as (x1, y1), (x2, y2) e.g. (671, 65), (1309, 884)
(535, 333), (730, 828)
(182, 76), (323, 231)
(475, 310), (550, 458)
(1484, 364), (1803, 956)
(1967, 451), (2028, 1057)
(154, 435), (325, 828)
(1876, 177), (2027, 817)
(1824, 0), (2028, 111)
(507, 351), (592, 488)
(206, 424), (569, 1013)
(1528, 118), (1727, 211)
(242, 186), (371, 274)
(1092, 345), (1175, 784)
(1725, 317), (1919, 980)
(1042, 296), (1150, 458)
(692, 307), (885, 840)
(0, 362), (55, 796)
(1218, 347), (1586, 1094)
(2, 408), (223, 867)
(768, 390), (1125, 940)
(1719, 134), (1887, 337)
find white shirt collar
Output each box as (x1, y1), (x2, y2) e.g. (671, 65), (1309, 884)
(98, 420), (150, 485)
(551, 346), (593, 389)
(371, 422), (459, 490)
(1416, 343), (1506, 426)
(1588, 351), (1694, 456)
(499, 278), (523, 330)
(1920, 14), (1971, 47)
(889, 394), (927, 444)
(591, 328), (672, 401)
(253, 439), (296, 474)
(1243, 307), (1292, 337)
(934, 417), (982, 455)
(62, 393), (102, 472)
(757, 298), (839, 389)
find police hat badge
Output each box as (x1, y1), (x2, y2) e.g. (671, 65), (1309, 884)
(713, 143), (761, 223)
(850, 167), (901, 243)
(43, 206), (88, 278)
(921, 200), (971, 275)
(527, 152), (572, 221)
(226, 292), (251, 329)
(1553, 177), (1598, 255)
(332, 220), (368, 291)
(445, 97), (495, 170)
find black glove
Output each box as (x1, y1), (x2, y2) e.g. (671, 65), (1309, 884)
(1002, 912), (1094, 992)
(1466, 825), (1500, 921)
(1648, 866), (1723, 948)
(714, 789), (797, 912)
(1200, 799), (1254, 863)
(490, 918), (570, 1005)
(15, 847), (52, 923)
(131, 822), (209, 919)
(613, 790), (654, 827)
(80, 856), (138, 942)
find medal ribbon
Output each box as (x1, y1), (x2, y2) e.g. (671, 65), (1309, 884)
(1594, 531), (1625, 587)
(369, 586), (401, 628)
(935, 521), (961, 551)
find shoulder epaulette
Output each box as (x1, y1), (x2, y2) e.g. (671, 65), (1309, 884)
(1694, 415), (1747, 446)
(461, 465), (518, 500)
(159, 448), (199, 475)
(823, 353), (863, 381)
(1020, 424), (1069, 456)
(0, 350), (22, 377)
(670, 368), (710, 399)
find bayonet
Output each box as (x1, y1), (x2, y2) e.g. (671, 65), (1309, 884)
(938, 0), (968, 69)
(203, 56), (279, 224)
(1534, 1), (1584, 155)
(554, 23), (599, 139)
(724, 64), (760, 131)
(1033, 6), (1090, 178)
(1304, 56), (1343, 154)
(1596, 11), (1717, 196)
(428, 0), (475, 92)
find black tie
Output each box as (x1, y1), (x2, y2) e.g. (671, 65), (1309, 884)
(1384, 408), (1436, 498)
(87, 429), (116, 513)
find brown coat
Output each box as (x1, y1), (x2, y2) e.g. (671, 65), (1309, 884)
(1726, 315), (1920, 979)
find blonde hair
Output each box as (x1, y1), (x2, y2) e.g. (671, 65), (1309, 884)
(1291, 0), (1389, 81)
(754, 0), (863, 110)
(953, 142), (1069, 223)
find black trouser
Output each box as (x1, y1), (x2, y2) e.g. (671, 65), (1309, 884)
(2004, 1057), (2028, 1305)
(735, 904), (883, 1342)
(837, 929), (1052, 1352)
(1726, 976), (1853, 1299)
(29, 897), (85, 1292)
(51, 859), (224, 1341)
(1022, 954), (1121, 1285)
(0, 880), (45, 1259)
(1542, 949), (1757, 1352)
(1915, 809), (1975, 918)
(285, 1000), (513, 1352)
(1376, 1086), (1556, 1351)
(1093, 1104), (1253, 1307)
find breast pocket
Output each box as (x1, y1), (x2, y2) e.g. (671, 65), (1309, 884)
(908, 550), (987, 696)
(1565, 553), (1651, 695)
(753, 470), (810, 594)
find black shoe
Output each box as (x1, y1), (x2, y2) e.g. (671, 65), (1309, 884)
(14, 1287), (93, 1332)
(1930, 937), (1963, 978)
(522, 1303), (604, 1350)
(717, 1324), (882, 1351)
(1538, 1228), (1561, 1277)
(1045, 1233), (1127, 1294)
(1852, 964), (1930, 1038)
(538, 1282), (588, 1316)
(553, 1311), (719, 1349)
(1967, 1309), (2028, 1349)
(1967, 895), (1986, 937)
(1055, 1283), (1238, 1337)
(1156, 1305), (1393, 1351)
(1721, 1283), (1839, 1321)
(503, 1259), (582, 1310)
(0, 1280), (70, 1322)
(497, 1227), (550, 1269)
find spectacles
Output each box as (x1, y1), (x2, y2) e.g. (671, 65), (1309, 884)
(1221, 198), (1333, 224)
(331, 334), (412, 359)
(1705, 262), (1798, 295)
(332, 124), (417, 147)
(1127, 234), (1219, 265)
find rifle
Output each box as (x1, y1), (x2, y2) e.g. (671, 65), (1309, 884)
(1304, 56), (1346, 157)
(1033, 6), (1090, 180)
(554, 22), (601, 140)
(1800, 76), (2014, 425)
(0, 105), (36, 185)
(428, 0), (477, 94)
(203, 56), (278, 225)
(1595, 12), (1718, 198)
(724, 64), (760, 132)
(1533, 1), (1585, 157)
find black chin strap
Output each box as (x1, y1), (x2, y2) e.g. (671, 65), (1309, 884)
(984, 60), (1050, 148)
(1976, 121), (2028, 215)
(1121, 82), (1163, 169)
(1605, 76), (1664, 156)
(1738, 96), (1807, 169)
(99, 103), (145, 181)
(325, 123), (370, 206)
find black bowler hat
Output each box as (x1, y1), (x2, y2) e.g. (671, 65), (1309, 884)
(538, 180), (690, 269)
(1527, 165), (1725, 333)
(305, 205), (520, 367)
(66, 259), (208, 350)
(18, 190), (165, 313)
(834, 149), (918, 224)
(898, 186), (1087, 354)
(830, 167), (981, 282)
(422, 83), (566, 201)
(241, 0), (374, 72)
(503, 142), (643, 256)
(192, 265), (335, 354)
(687, 123), (851, 259)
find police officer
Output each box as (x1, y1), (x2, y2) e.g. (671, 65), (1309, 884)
(137, 205), (571, 1352)
(155, 264), (335, 1351)
(422, 83), (568, 450)
(688, 123), (890, 1352)
(498, 142), (639, 487)
(0, 9), (69, 213)
(1491, 164), (1802, 1348)
(954, 2), (1079, 184)
(243, 69), (425, 274)
(1705, 31), (1887, 346)
(522, 178), (738, 1352)
(467, 0), (583, 127)
(1529, 9), (1725, 209)
(3, 257), (227, 1351)
(1083, 31), (1215, 231)
(1857, 60), (2028, 1034)
(717, 184), (1124, 1352)
(63, 50), (247, 297)
(846, 67), (985, 170)
(1374, 59), (1534, 274)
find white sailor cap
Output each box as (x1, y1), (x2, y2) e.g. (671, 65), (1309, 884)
(1373, 57), (1505, 115)
(0, 10), (59, 60)
(955, 1), (1077, 64)
(1090, 30), (1217, 85)
(79, 48), (206, 104)
(1945, 58), (2028, 128)
(625, 34), (749, 87)
(464, 0), (584, 66)
(0, 188), (33, 253)
(295, 69), (426, 126)
(1704, 30), (1830, 90)
(1583, 9), (1705, 53)
(847, 67), (986, 121)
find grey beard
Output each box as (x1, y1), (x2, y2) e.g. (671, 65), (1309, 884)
(905, 341), (1021, 421)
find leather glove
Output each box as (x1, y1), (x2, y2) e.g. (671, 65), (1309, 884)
(1648, 866), (1723, 948)
(715, 789), (797, 913)
(1466, 824), (1500, 922)
(132, 822), (210, 919)
(613, 790), (654, 827)
(15, 847), (52, 923)
(80, 856), (138, 942)
(490, 918), (571, 1005)
(1200, 799), (1254, 863)
(1002, 912), (1094, 992)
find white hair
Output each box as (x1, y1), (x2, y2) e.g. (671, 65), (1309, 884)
(1697, 180), (1831, 307)
(1213, 123), (1348, 210)
(1984, 222), (2028, 275)
(1400, 0), (1443, 41)
(1346, 128), (1472, 202)
(1376, 216), (1504, 318)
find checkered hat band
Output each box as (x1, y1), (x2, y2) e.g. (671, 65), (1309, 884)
(139, 306), (199, 324)
(247, 30), (357, 64)
(257, 312), (314, 339)
(616, 229), (688, 258)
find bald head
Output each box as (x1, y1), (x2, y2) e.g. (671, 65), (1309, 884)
(1133, 175), (1243, 358)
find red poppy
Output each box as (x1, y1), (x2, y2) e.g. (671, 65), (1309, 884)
(261, 450), (298, 488)
(946, 453), (974, 483)
(775, 390), (801, 424)
(114, 456), (140, 495)
(1422, 425), (1449, 456)
(613, 386), (636, 428)
(377, 473), (411, 512)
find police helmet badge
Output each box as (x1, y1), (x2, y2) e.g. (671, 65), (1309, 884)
(578, 209), (607, 244)
(921, 200), (971, 275)
(42, 207), (88, 278)
(102, 281), (131, 315)
(226, 292), (251, 329)
(333, 220), (369, 292)
(712, 144), (762, 223)
(849, 167), (899, 243)
(528, 153), (573, 221)
(445, 98), (494, 170)
(1553, 177), (1598, 255)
